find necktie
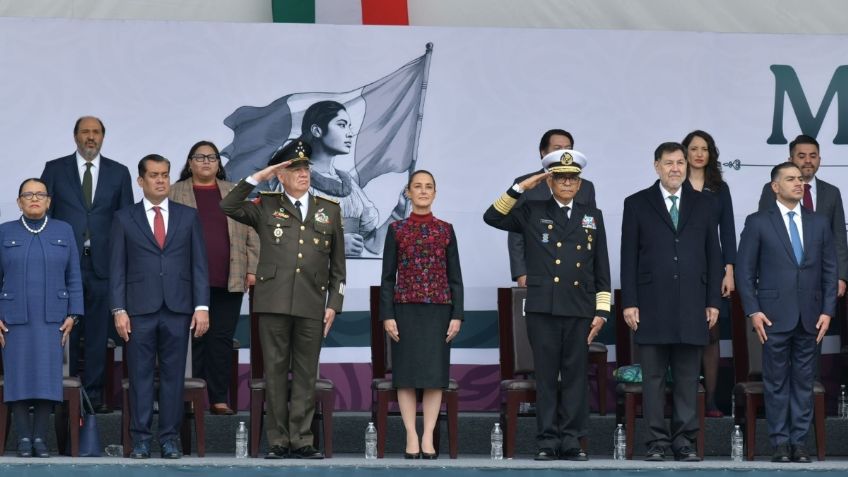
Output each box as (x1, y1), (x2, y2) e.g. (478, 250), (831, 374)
(153, 206), (166, 249)
(669, 195), (679, 230)
(787, 211), (803, 265)
(802, 183), (814, 211)
(563, 205), (570, 223)
(82, 162), (93, 209)
(294, 200), (303, 222)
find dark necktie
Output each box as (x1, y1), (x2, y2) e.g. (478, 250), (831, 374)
(669, 195), (679, 230)
(787, 211), (803, 265)
(82, 162), (93, 209)
(802, 183), (814, 211)
(294, 200), (303, 222)
(563, 205), (570, 223)
(153, 206), (166, 249)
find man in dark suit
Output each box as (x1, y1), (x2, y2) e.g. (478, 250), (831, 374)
(41, 116), (134, 412)
(620, 142), (722, 462)
(757, 135), (848, 298)
(738, 162), (837, 463)
(110, 155), (210, 459)
(508, 129), (596, 287)
(221, 140), (345, 460)
(485, 150), (610, 461)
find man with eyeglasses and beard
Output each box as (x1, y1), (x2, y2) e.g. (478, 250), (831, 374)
(484, 150), (610, 461)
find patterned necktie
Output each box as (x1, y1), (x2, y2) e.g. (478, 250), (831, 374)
(82, 162), (93, 209)
(802, 183), (814, 211)
(787, 211), (803, 265)
(153, 206), (166, 249)
(669, 195), (679, 230)
(294, 200), (303, 222)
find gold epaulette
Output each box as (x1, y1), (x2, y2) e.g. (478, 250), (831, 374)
(315, 195), (339, 204)
(493, 192), (517, 214)
(259, 191), (283, 195)
(595, 291), (611, 313)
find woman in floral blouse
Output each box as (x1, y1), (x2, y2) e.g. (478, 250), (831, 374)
(379, 170), (464, 459)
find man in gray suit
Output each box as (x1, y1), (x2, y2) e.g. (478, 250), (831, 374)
(758, 134), (848, 297)
(509, 129), (596, 286)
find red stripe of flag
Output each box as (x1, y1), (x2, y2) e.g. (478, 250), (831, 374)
(361, 0), (409, 25)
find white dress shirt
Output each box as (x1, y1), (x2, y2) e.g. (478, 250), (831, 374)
(553, 197), (574, 219)
(286, 191), (309, 220)
(76, 152), (100, 200)
(776, 200), (804, 248)
(142, 197), (169, 234)
(659, 183), (681, 212)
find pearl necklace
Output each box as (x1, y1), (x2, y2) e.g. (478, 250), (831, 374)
(20, 215), (48, 234)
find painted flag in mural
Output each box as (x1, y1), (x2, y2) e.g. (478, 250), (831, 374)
(221, 45), (431, 190)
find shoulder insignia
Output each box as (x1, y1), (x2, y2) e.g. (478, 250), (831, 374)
(259, 191), (283, 196)
(315, 195), (339, 204)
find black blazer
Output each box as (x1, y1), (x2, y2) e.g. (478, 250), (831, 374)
(620, 180), (722, 345)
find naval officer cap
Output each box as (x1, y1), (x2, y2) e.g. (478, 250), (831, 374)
(542, 149), (587, 175)
(269, 140), (312, 168)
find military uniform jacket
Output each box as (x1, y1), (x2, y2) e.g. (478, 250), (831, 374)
(484, 187), (611, 319)
(221, 179), (345, 320)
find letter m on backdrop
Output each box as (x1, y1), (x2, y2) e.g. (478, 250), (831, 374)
(768, 65), (848, 144)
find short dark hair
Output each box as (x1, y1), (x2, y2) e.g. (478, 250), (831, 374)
(789, 134), (819, 155)
(770, 161), (801, 182)
(538, 129), (574, 157)
(138, 154), (170, 177)
(18, 178), (48, 197)
(654, 142), (685, 161)
(73, 116), (105, 136)
(407, 169), (436, 190)
(178, 141), (225, 182)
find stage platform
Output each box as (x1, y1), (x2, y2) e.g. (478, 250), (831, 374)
(2, 456), (848, 477)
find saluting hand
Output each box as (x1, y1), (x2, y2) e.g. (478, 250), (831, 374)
(251, 160), (292, 183)
(60, 317), (75, 346)
(518, 171), (551, 191)
(587, 316), (605, 345)
(384, 319), (400, 342)
(0, 320), (7, 348)
(191, 310), (210, 338)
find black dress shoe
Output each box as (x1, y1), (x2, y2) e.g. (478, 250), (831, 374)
(534, 448), (558, 461)
(791, 445), (811, 463)
(32, 438), (49, 458)
(645, 446), (665, 462)
(17, 438), (32, 457)
(404, 451), (421, 459)
(772, 443), (791, 463)
(160, 439), (182, 459)
(292, 445), (324, 459)
(265, 445), (289, 459)
(673, 446), (699, 462)
(560, 448), (588, 461)
(421, 452), (438, 460)
(130, 440), (151, 459)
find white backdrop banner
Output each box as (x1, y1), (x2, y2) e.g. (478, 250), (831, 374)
(0, 17), (846, 314)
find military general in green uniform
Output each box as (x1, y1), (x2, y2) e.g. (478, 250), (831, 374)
(221, 140), (345, 459)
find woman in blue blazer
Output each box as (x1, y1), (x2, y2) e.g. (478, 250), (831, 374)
(0, 178), (83, 457)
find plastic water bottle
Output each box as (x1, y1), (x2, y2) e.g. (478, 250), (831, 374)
(731, 425), (743, 461)
(613, 424), (626, 460)
(235, 421), (248, 458)
(490, 423), (503, 460)
(104, 444), (123, 457)
(364, 422), (378, 459)
(840, 385), (848, 419)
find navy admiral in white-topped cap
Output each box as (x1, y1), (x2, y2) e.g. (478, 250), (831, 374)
(484, 148), (610, 461)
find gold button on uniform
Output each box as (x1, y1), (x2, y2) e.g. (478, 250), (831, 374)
(296, 268), (301, 273)
(554, 277), (560, 283)
(300, 225), (306, 231)
(576, 245), (581, 250)
(556, 242), (562, 248)
(576, 262), (581, 268)
(573, 281), (579, 286)
(299, 239), (304, 244)
(298, 253), (303, 258)
(555, 259), (561, 265)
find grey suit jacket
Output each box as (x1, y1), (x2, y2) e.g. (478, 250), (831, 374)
(758, 177), (848, 281)
(507, 169), (596, 280)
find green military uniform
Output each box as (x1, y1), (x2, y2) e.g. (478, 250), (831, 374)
(221, 178), (345, 451)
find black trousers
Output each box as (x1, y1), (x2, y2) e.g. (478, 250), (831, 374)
(640, 344), (702, 452)
(525, 312), (590, 452)
(192, 287), (243, 404)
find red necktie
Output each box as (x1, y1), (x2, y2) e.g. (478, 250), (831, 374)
(802, 184), (814, 211)
(153, 206), (166, 249)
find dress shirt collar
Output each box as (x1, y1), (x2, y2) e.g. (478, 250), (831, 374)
(658, 183), (681, 210)
(76, 152), (100, 170)
(776, 199), (802, 218)
(142, 197), (169, 213)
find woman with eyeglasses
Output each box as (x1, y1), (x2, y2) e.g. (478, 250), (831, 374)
(170, 141), (259, 415)
(0, 178), (83, 457)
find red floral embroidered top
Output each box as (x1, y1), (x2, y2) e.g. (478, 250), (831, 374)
(391, 212), (454, 304)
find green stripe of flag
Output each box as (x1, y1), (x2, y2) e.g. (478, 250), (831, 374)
(272, 0), (315, 23)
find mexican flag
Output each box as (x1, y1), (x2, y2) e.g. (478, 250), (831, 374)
(272, 0), (410, 25)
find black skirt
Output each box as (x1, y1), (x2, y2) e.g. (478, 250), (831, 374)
(390, 303), (452, 389)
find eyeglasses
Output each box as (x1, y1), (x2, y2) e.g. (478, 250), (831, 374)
(190, 154), (220, 163)
(20, 192), (49, 200)
(551, 174), (580, 185)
